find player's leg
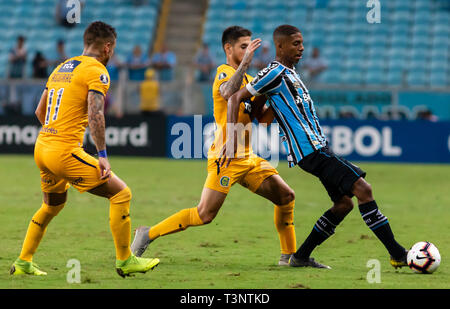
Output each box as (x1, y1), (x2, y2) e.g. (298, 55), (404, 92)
(88, 175), (131, 261)
(131, 158), (239, 257)
(66, 147), (159, 276)
(18, 192), (67, 262)
(292, 194), (353, 268)
(351, 177), (407, 267)
(149, 186), (226, 239)
(67, 147), (134, 261)
(131, 187), (227, 256)
(11, 141), (71, 275)
(290, 147), (358, 268)
(293, 146), (406, 268)
(11, 178), (68, 275)
(88, 175), (159, 276)
(253, 174), (296, 265)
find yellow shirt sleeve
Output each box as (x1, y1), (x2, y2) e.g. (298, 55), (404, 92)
(213, 65), (236, 92)
(84, 64), (110, 96)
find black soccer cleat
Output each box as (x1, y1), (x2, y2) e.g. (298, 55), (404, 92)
(390, 250), (408, 269)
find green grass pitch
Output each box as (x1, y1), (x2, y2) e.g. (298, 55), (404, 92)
(1, 154), (449, 289)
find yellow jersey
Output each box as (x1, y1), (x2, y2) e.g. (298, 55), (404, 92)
(208, 64), (254, 159)
(38, 55), (110, 148)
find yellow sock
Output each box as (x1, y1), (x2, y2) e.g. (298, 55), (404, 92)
(274, 200), (296, 254)
(19, 202), (65, 262)
(149, 207), (204, 240)
(109, 187), (132, 261)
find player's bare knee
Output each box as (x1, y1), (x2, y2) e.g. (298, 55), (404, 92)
(196, 205), (216, 224)
(286, 188), (295, 203)
(332, 197), (353, 217)
(43, 202), (65, 216)
(199, 206), (218, 224)
(109, 186), (132, 203)
(352, 178), (372, 200)
(279, 188), (295, 205)
(44, 191), (67, 206)
(198, 211), (215, 224)
(343, 198), (354, 212)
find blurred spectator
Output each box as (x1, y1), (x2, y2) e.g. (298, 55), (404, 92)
(151, 44), (176, 82)
(107, 54), (124, 81)
(55, 39), (68, 66)
(127, 45), (150, 81)
(194, 43), (215, 82)
(32, 51), (49, 78)
(253, 41), (273, 71)
(140, 68), (161, 115)
(8, 36), (27, 79)
(417, 109), (438, 122)
(55, 0), (85, 28)
(301, 47), (328, 83)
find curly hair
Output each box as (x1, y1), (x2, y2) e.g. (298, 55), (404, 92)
(83, 21), (117, 46)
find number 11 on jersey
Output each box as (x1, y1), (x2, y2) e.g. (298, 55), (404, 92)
(45, 88), (64, 125)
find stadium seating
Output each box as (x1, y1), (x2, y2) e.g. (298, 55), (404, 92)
(1, 0), (448, 89)
(203, 0), (449, 88)
(0, 0), (161, 78)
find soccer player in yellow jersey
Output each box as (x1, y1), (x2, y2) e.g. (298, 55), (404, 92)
(132, 26), (297, 265)
(10, 21), (159, 277)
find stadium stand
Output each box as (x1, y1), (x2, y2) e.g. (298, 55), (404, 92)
(203, 0), (449, 88)
(0, 0), (448, 117)
(0, 0), (161, 78)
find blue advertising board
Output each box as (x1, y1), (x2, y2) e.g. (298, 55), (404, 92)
(167, 115), (450, 164)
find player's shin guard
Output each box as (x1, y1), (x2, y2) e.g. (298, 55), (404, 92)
(19, 202), (65, 262)
(359, 200), (405, 259)
(109, 187), (132, 261)
(274, 200), (296, 254)
(148, 207), (204, 240)
(294, 209), (342, 260)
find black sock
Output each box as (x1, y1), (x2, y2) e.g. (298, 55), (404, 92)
(359, 200), (405, 259)
(294, 209), (342, 260)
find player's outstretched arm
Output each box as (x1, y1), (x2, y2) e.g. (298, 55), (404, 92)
(35, 89), (48, 125)
(219, 38), (261, 100)
(87, 90), (111, 180)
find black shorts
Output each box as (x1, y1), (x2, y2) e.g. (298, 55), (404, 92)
(298, 146), (366, 203)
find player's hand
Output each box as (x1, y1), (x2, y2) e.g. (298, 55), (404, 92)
(242, 38), (262, 66)
(98, 157), (112, 180)
(219, 135), (238, 168)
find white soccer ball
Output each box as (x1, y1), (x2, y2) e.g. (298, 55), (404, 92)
(407, 242), (441, 274)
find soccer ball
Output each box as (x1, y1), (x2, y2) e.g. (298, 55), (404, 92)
(407, 242), (441, 274)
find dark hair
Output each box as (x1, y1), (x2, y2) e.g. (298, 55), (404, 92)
(221, 26), (252, 49)
(83, 21), (117, 46)
(273, 24), (301, 41)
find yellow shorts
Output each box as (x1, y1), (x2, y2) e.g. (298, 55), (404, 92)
(34, 140), (111, 194)
(204, 154), (278, 194)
